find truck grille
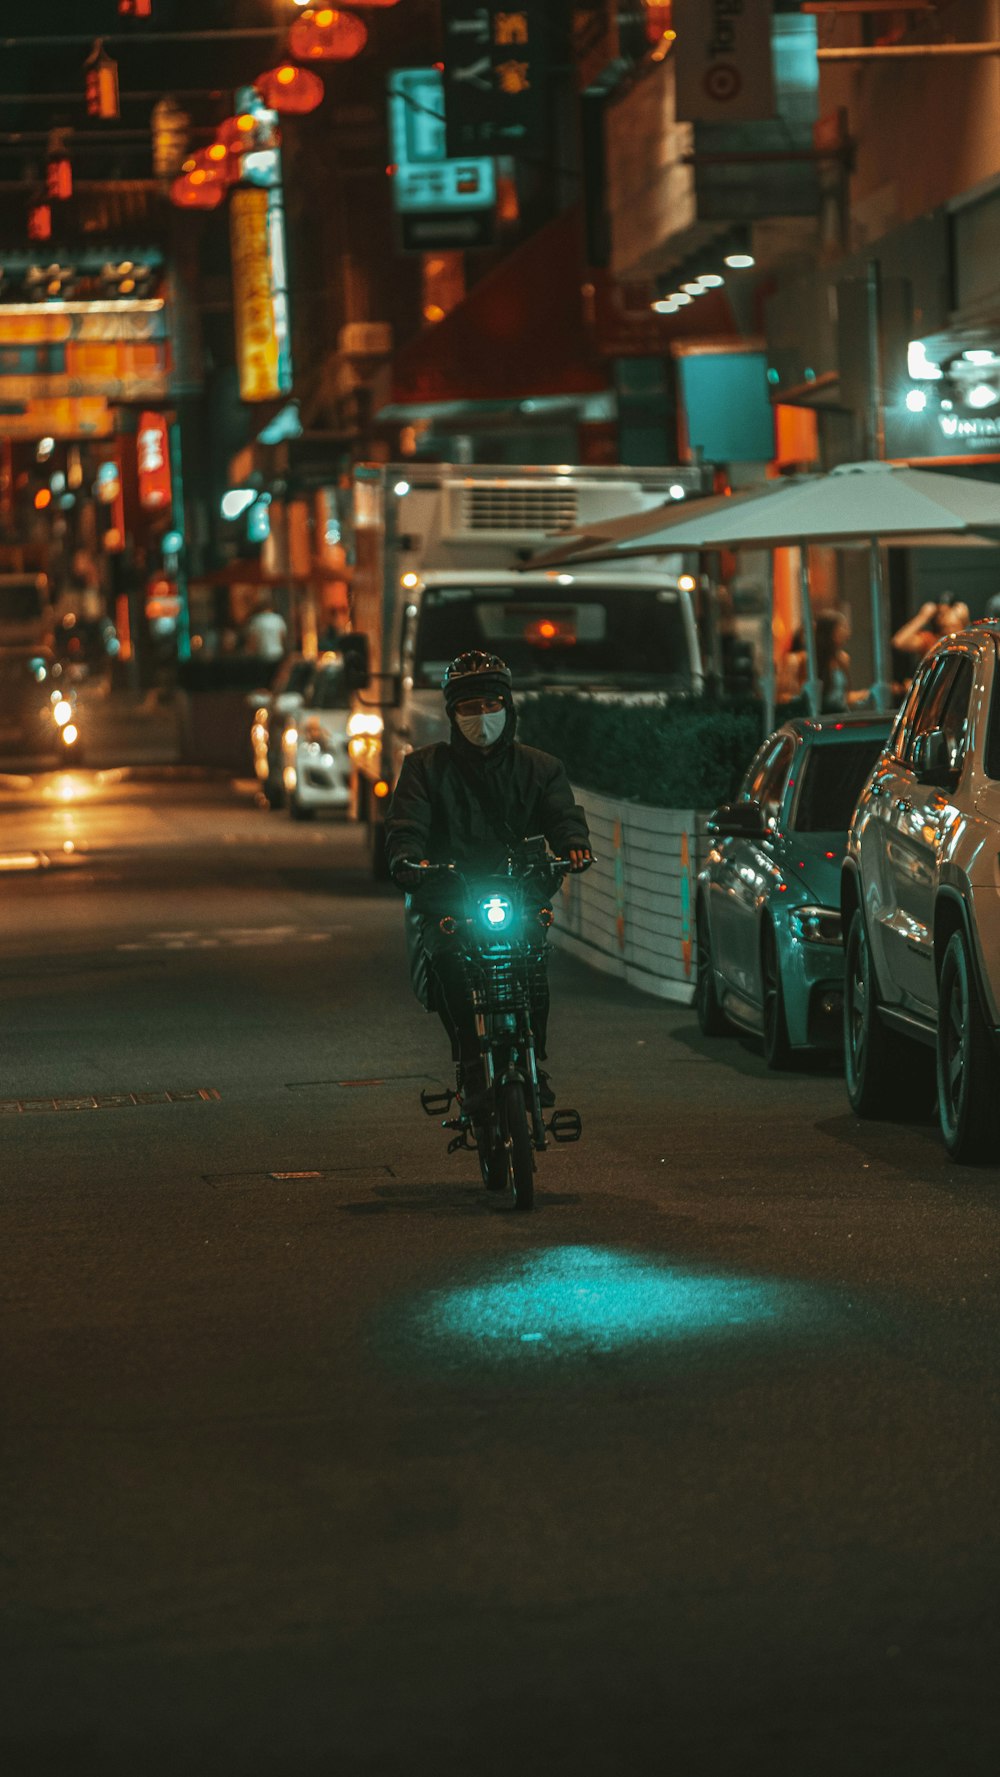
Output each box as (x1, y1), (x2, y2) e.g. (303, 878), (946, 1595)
(450, 483), (579, 539)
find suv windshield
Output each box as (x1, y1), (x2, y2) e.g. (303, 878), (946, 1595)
(793, 738), (886, 832)
(412, 584), (694, 690)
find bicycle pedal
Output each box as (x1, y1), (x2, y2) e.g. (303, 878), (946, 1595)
(547, 1108), (582, 1143)
(447, 1130), (476, 1155)
(420, 1087), (454, 1117)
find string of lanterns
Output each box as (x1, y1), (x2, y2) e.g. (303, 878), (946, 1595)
(168, 6), (392, 211)
(22, 0), (400, 235)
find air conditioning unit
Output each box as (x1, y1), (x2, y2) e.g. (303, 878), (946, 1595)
(443, 479), (579, 542)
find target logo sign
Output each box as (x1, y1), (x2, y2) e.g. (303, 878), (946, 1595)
(704, 63), (742, 104)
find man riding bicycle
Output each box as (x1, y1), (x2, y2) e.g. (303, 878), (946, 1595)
(385, 650), (592, 1110)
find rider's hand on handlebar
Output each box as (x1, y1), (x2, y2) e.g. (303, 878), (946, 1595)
(568, 846), (593, 872)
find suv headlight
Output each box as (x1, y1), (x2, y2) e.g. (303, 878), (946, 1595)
(790, 905), (842, 946)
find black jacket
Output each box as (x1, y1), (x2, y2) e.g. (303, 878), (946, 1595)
(385, 736), (590, 877)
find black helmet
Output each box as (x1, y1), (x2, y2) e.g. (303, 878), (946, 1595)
(442, 650), (513, 710)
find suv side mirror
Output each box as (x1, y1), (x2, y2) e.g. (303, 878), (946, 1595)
(912, 728), (958, 786)
(707, 800), (765, 839)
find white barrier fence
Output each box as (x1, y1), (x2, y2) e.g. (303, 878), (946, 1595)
(552, 786), (711, 1004)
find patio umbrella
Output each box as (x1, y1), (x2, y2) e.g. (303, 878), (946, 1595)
(530, 462), (1000, 718)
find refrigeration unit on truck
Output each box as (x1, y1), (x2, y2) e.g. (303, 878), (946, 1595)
(343, 463), (708, 874)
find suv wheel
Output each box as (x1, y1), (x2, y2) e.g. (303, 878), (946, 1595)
(936, 929), (999, 1163)
(695, 900), (729, 1037)
(843, 908), (908, 1115)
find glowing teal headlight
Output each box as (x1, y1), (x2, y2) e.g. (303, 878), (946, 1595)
(481, 894), (512, 930)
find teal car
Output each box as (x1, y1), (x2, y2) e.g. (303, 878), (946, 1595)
(695, 714), (893, 1067)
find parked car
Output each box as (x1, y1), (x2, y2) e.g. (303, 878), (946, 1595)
(281, 654), (352, 821)
(842, 622), (1000, 1162)
(250, 654), (315, 809)
(696, 712), (892, 1066)
(0, 647), (84, 764)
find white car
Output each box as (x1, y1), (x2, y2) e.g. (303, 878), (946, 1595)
(842, 621), (1000, 1161)
(282, 656), (352, 820)
(250, 654), (315, 809)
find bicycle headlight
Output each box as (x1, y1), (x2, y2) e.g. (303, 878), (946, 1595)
(790, 905), (842, 946)
(481, 894), (513, 930)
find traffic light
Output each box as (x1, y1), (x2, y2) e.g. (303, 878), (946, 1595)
(84, 44), (120, 120)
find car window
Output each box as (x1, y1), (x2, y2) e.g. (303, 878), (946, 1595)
(740, 740), (775, 800)
(937, 656), (975, 769)
(984, 643), (1000, 781)
(791, 738), (889, 832)
(899, 656), (958, 768)
(890, 669), (928, 762)
(741, 734), (795, 826)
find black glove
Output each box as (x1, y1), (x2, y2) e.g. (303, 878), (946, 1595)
(390, 857), (425, 889)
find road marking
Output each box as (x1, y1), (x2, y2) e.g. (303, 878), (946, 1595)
(0, 1087), (220, 1115)
(116, 927), (350, 952)
(205, 1164), (395, 1187)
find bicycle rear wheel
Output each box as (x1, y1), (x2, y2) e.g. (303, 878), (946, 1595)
(502, 1079), (535, 1211)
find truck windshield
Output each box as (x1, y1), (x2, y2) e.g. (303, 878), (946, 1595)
(413, 584), (694, 690)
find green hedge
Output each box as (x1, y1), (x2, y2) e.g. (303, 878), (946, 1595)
(516, 694), (764, 811)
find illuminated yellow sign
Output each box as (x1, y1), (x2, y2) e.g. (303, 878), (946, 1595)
(230, 188), (282, 402)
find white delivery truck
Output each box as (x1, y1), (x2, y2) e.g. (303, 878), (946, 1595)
(344, 462), (708, 874)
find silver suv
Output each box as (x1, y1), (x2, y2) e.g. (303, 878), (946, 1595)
(842, 623), (1000, 1162)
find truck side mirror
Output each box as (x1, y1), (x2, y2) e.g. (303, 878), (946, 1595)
(341, 632), (370, 690)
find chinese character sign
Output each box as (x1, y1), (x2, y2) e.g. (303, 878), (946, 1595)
(442, 2), (546, 158)
(230, 189), (285, 403)
(136, 412), (172, 511)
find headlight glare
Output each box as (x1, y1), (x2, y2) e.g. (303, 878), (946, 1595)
(481, 894), (512, 930)
(53, 699), (73, 725)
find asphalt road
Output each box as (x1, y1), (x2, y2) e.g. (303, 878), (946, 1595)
(1, 757), (998, 1776)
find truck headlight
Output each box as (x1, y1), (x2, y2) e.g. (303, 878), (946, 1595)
(347, 711), (384, 738)
(790, 905), (841, 946)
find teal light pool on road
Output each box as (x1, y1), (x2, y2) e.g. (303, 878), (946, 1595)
(411, 1247), (822, 1358)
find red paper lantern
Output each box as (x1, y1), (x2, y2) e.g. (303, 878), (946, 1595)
(289, 8), (367, 61)
(254, 64), (324, 114)
(46, 156), (73, 201)
(218, 112), (261, 153)
(169, 174), (225, 210)
(28, 202), (52, 241)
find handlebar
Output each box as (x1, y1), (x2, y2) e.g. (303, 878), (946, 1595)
(394, 854), (594, 890)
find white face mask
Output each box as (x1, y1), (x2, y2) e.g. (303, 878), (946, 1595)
(456, 708), (507, 749)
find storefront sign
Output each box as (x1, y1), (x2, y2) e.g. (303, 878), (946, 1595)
(137, 411), (172, 511)
(388, 67), (495, 249)
(230, 187), (291, 403)
(442, 2), (546, 156)
(673, 0), (776, 124)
